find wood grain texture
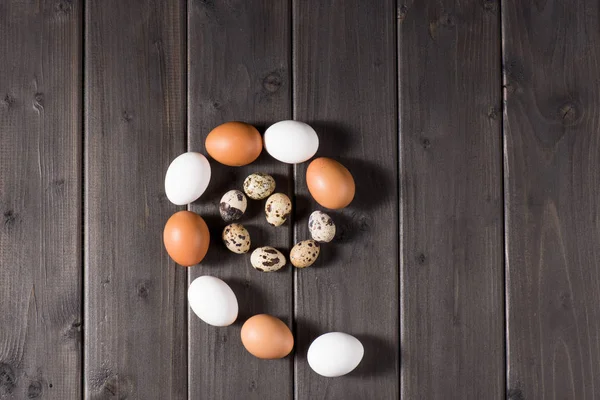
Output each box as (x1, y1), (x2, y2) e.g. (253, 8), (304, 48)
(503, 1), (600, 398)
(187, 0), (292, 398)
(399, 1), (504, 398)
(0, 1), (82, 398)
(293, 1), (399, 398)
(84, 1), (187, 399)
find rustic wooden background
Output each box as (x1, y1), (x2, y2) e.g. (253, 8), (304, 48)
(1, 0), (599, 399)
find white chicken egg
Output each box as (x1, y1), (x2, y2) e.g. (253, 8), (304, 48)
(264, 120), (319, 164)
(165, 152), (211, 205)
(307, 332), (364, 377)
(188, 276), (238, 327)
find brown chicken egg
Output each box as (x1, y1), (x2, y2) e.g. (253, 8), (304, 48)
(241, 314), (294, 359)
(306, 157), (355, 209)
(163, 211), (210, 266)
(205, 121), (263, 166)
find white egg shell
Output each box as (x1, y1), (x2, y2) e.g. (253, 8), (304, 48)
(165, 152), (211, 205)
(188, 276), (238, 327)
(264, 120), (319, 164)
(307, 332), (364, 377)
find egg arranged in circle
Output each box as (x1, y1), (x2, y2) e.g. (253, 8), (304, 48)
(264, 120), (319, 164)
(265, 193), (292, 227)
(163, 211), (210, 266)
(219, 190), (247, 222)
(241, 314), (294, 359)
(188, 276), (238, 327)
(243, 173), (276, 200)
(164, 152), (211, 205)
(307, 332), (364, 377)
(205, 121), (263, 166)
(306, 157), (355, 209)
(222, 223), (251, 254)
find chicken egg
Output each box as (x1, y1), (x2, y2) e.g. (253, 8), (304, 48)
(241, 314), (294, 359)
(306, 157), (355, 209)
(164, 152), (211, 205)
(163, 211), (210, 266)
(307, 332), (364, 377)
(188, 276), (238, 327)
(264, 120), (319, 164)
(205, 121), (262, 166)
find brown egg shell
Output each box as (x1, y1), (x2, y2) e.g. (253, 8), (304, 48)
(205, 121), (263, 167)
(306, 157), (355, 209)
(241, 314), (294, 359)
(163, 211), (210, 266)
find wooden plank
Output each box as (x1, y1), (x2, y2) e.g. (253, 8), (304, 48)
(399, 1), (504, 398)
(84, 1), (187, 399)
(187, 1), (292, 399)
(503, 1), (600, 398)
(0, 1), (82, 398)
(293, 1), (399, 398)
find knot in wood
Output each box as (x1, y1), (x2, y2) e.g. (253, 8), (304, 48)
(263, 72), (282, 93)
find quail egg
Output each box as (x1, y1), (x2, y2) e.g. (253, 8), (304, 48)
(222, 223), (251, 254)
(265, 193), (292, 227)
(290, 240), (320, 268)
(243, 173), (276, 200)
(250, 247), (286, 272)
(220, 190), (247, 222)
(308, 211), (336, 243)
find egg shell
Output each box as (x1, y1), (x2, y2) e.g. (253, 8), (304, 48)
(241, 314), (294, 359)
(306, 157), (355, 209)
(250, 247), (286, 272)
(188, 276), (238, 327)
(264, 120), (319, 164)
(163, 211), (210, 266)
(164, 152), (211, 205)
(205, 121), (262, 166)
(307, 332), (364, 377)
(265, 193), (292, 226)
(220, 190), (247, 222)
(308, 211), (336, 243)
(243, 173), (276, 200)
(222, 224), (251, 254)
(290, 240), (320, 268)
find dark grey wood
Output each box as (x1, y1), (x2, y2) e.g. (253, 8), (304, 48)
(293, 1), (399, 398)
(503, 1), (600, 398)
(0, 1), (82, 398)
(187, 1), (292, 399)
(84, 1), (187, 399)
(399, 1), (504, 398)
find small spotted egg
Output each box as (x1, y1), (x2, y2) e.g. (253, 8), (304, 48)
(290, 240), (320, 268)
(250, 246), (286, 272)
(243, 173), (276, 200)
(308, 211), (336, 243)
(222, 223), (251, 254)
(220, 190), (247, 222)
(265, 193), (292, 227)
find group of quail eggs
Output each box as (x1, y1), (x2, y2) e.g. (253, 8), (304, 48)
(219, 173), (336, 272)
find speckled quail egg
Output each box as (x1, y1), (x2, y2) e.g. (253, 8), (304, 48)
(290, 240), (320, 268)
(250, 247), (286, 272)
(308, 211), (336, 243)
(222, 224), (251, 254)
(219, 190), (247, 222)
(243, 173), (276, 200)
(265, 193), (292, 227)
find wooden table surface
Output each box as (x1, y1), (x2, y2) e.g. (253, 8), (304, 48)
(1, 1), (599, 399)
